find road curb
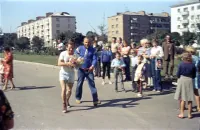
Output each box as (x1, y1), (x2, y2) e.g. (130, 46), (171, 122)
(14, 60), (60, 69)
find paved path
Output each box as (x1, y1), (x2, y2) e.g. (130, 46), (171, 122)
(4, 62), (200, 130)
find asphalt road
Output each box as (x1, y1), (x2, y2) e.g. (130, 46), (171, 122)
(3, 61), (200, 130)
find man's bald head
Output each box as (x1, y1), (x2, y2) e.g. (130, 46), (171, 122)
(83, 37), (90, 48)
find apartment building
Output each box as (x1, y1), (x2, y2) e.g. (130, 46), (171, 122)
(171, 0), (200, 35)
(17, 12), (76, 47)
(108, 11), (170, 42)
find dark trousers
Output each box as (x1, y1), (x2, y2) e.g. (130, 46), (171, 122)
(164, 55), (174, 76)
(137, 80), (144, 94)
(151, 59), (162, 91)
(94, 58), (101, 77)
(131, 66), (137, 90)
(114, 68), (125, 91)
(102, 62), (111, 79)
(123, 56), (131, 81)
(76, 69), (98, 102)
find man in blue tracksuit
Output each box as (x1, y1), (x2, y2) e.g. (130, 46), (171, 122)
(75, 37), (101, 106)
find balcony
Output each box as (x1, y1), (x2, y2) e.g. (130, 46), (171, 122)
(181, 28), (189, 32)
(130, 26), (138, 29)
(181, 19), (189, 24)
(130, 20), (138, 23)
(131, 32), (138, 36)
(181, 11), (189, 16)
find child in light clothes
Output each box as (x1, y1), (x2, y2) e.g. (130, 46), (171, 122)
(134, 55), (146, 97)
(111, 52), (126, 92)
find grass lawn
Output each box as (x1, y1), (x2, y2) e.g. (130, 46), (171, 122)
(13, 53), (57, 65)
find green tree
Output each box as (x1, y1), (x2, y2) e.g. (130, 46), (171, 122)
(3, 33), (17, 47)
(31, 36), (44, 53)
(145, 30), (169, 45)
(86, 31), (98, 41)
(15, 37), (30, 51)
(182, 31), (196, 45)
(71, 32), (85, 47)
(170, 32), (182, 46)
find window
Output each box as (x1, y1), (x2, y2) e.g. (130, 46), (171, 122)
(116, 24), (118, 28)
(198, 5), (200, 10)
(68, 19), (70, 22)
(191, 6), (194, 10)
(184, 7), (188, 12)
(191, 15), (194, 20)
(177, 17), (180, 21)
(191, 24), (195, 28)
(56, 24), (60, 27)
(56, 30), (60, 34)
(56, 18), (60, 22)
(68, 24), (70, 29)
(177, 25), (180, 29)
(116, 31), (119, 34)
(197, 15), (200, 19)
(112, 31), (114, 34)
(177, 9), (180, 12)
(112, 25), (114, 28)
(116, 18), (118, 21)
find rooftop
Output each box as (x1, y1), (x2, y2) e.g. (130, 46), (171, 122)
(171, 0), (200, 8)
(108, 11), (170, 18)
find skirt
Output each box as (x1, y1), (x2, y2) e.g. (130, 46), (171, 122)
(174, 76), (194, 101)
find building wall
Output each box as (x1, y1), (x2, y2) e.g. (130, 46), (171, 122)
(108, 13), (170, 43)
(107, 15), (123, 42)
(171, 2), (200, 35)
(17, 15), (76, 47)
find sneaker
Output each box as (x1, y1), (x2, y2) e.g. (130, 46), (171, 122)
(93, 100), (101, 106)
(102, 81), (105, 85)
(76, 100), (81, 104)
(109, 81), (112, 85)
(137, 93), (143, 97)
(172, 82), (177, 86)
(152, 89), (156, 92)
(67, 103), (71, 108)
(156, 90), (161, 93)
(170, 75), (174, 79)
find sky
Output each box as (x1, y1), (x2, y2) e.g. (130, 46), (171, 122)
(0, 0), (185, 35)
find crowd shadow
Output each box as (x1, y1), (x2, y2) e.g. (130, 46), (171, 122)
(14, 86), (55, 91)
(69, 96), (152, 112)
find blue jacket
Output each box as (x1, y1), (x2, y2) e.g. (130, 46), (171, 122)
(75, 45), (97, 69)
(101, 50), (112, 63)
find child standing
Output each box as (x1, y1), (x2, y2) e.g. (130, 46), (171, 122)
(101, 44), (112, 85)
(111, 52), (126, 92)
(130, 49), (138, 92)
(134, 55), (146, 97)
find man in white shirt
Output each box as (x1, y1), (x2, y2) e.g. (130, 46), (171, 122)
(111, 37), (119, 59)
(57, 39), (65, 54)
(150, 39), (164, 92)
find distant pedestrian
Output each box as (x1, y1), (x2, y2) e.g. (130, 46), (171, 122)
(93, 40), (102, 77)
(2, 47), (15, 90)
(75, 37), (101, 106)
(111, 37), (119, 59)
(101, 43), (112, 85)
(121, 40), (131, 81)
(111, 52), (126, 92)
(57, 39), (65, 55)
(174, 52), (195, 119)
(150, 39), (164, 92)
(130, 49), (138, 92)
(134, 55), (146, 97)
(162, 35), (176, 79)
(58, 40), (75, 113)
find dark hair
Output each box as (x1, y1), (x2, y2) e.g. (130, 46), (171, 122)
(138, 55), (144, 60)
(4, 47), (11, 52)
(67, 39), (75, 47)
(152, 39), (158, 43)
(116, 52), (121, 56)
(112, 37), (116, 41)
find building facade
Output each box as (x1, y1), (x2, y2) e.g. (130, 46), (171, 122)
(108, 11), (170, 42)
(171, 0), (200, 35)
(17, 12), (76, 47)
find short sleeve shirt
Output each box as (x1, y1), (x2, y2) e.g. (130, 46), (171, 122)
(59, 51), (75, 73)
